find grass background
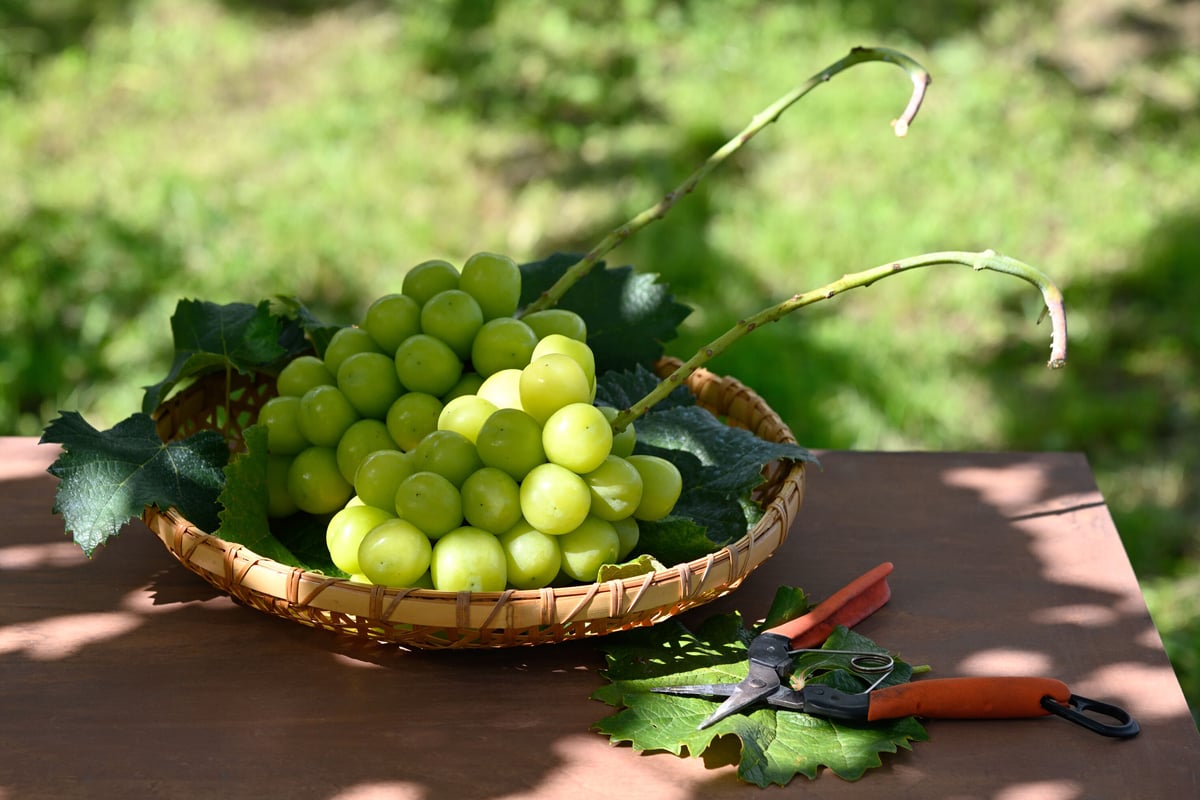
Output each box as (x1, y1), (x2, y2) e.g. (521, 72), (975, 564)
(3, 0), (1197, 722)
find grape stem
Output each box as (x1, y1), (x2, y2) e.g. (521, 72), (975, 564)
(610, 250), (1067, 430)
(520, 46), (932, 315)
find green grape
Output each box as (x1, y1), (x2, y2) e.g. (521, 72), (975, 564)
(442, 372), (485, 402)
(542, 402), (612, 474)
(430, 526), (507, 592)
(519, 353), (592, 424)
(258, 395), (309, 456)
(395, 333), (463, 396)
(438, 394), (498, 443)
(475, 407), (546, 480)
(460, 466), (522, 534)
(347, 573), (371, 584)
(476, 368), (524, 410)
(266, 454), (298, 518)
(519, 462), (592, 536)
(324, 326), (385, 375)
(337, 351), (403, 419)
(522, 308), (587, 342)
(357, 518), (432, 587)
(353, 449), (414, 511)
(470, 317), (538, 377)
(410, 428), (482, 487)
(402, 259), (460, 306)
(628, 454), (683, 521)
(612, 516), (640, 559)
(459, 251), (521, 320)
(385, 391), (443, 452)
(288, 445), (354, 514)
(298, 385), (359, 448)
(361, 293), (421, 354)
(583, 455), (644, 522)
(326, 503), (395, 575)
(599, 405), (637, 458)
(345, 495), (366, 507)
(276, 355), (335, 398)
(498, 519), (561, 589)
(394, 471), (463, 539)
(420, 289), (484, 360)
(335, 418), (396, 484)
(558, 515), (620, 582)
(531, 334), (596, 397)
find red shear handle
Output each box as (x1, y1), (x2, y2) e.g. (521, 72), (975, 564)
(765, 562), (894, 650)
(866, 677), (1072, 720)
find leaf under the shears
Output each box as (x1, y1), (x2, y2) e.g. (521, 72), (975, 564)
(761, 585), (811, 630)
(593, 615), (928, 786)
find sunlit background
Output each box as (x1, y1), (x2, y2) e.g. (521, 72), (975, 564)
(2, 0), (1197, 721)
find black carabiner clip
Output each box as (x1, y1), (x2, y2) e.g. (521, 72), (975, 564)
(1040, 693), (1140, 739)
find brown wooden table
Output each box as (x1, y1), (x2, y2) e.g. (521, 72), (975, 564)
(3, 436), (1198, 798)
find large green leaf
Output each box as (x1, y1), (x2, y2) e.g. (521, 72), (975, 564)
(141, 298), (294, 413)
(593, 614), (928, 785)
(40, 412), (228, 556)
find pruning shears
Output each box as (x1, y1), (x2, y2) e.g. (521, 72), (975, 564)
(652, 562), (1140, 738)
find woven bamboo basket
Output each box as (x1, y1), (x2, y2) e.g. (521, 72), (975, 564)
(142, 357), (806, 648)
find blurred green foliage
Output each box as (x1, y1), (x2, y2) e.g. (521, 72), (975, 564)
(2, 0), (1197, 721)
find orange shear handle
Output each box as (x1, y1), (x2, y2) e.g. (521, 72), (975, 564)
(764, 562), (895, 649)
(867, 676), (1072, 720)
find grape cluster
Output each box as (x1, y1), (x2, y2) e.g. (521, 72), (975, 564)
(258, 252), (683, 592)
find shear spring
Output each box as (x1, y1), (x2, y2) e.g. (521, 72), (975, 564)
(789, 648), (896, 693)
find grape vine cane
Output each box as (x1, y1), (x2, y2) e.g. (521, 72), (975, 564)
(525, 46), (1064, 432)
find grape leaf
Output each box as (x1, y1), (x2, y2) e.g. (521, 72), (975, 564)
(634, 515), (730, 566)
(519, 253), (692, 373)
(141, 299), (294, 413)
(761, 584), (811, 630)
(594, 366), (816, 562)
(216, 424), (304, 566)
(597, 553), (667, 581)
(635, 405), (816, 493)
(40, 412), (228, 556)
(593, 363), (696, 411)
(593, 614), (929, 786)
(269, 295), (345, 358)
(628, 405), (816, 560)
(216, 424), (345, 575)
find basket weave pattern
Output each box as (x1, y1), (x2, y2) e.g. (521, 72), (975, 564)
(143, 358), (806, 648)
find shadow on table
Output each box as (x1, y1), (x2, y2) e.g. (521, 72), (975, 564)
(3, 451), (1196, 798)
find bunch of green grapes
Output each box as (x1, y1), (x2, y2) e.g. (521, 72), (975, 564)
(257, 253), (682, 592)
